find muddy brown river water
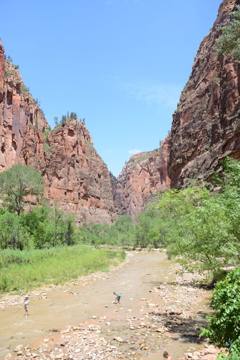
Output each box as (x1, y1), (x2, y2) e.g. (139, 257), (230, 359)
(0, 251), (212, 359)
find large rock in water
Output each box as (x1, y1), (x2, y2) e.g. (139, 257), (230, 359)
(168, 0), (240, 188)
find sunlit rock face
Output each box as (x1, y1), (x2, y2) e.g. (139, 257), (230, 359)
(0, 42), (115, 224)
(0, 40), (49, 171)
(114, 137), (170, 218)
(21, 120), (116, 224)
(168, 0), (240, 188)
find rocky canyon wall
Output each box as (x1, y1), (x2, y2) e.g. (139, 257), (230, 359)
(19, 120), (115, 224)
(114, 0), (240, 216)
(0, 41), (115, 224)
(0, 40), (49, 171)
(114, 138), (170, 217)
(2, 0), (240, 222)
(168, 0), (240, 188)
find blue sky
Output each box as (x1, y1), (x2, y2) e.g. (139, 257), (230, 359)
(1, 0), (221, 177)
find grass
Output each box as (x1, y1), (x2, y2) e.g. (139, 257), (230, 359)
(0, 245), (126, 295)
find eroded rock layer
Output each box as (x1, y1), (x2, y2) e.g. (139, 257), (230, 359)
(114, 138), (170, 217)
(168, 0), (240, 188)
(21, 121), (115, 224)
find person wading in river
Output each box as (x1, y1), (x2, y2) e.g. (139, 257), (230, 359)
(24, 295), (30, 317)
(113, 292), (121, 304)
(163, 351), (174, 360)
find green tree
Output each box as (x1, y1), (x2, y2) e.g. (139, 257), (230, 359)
(216, 5), (240, 61)
(200, 268), (240, 355)
(70, 112), (77, 120)
(154, 159), (240, 276)
(0, 212), (32, 250)
(22, 205), (52, 248)
(0, 165), (44, 215)
(61, 115), (67, 125)
(23, 204), (78, 249)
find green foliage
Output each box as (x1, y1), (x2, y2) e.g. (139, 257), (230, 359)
(70, 112), (77, 120)
(217, 353), (240, 360)
(200, 268), (240, 355)
(0, 245), (126, 293)
(22, 204), (78, 249)
(43, 130), (51, 153)
(81, 215), (135, 247)
(61, 115), (66, 125)
(216, 5), (240, 61)
(0, 212), (33, 250)
(134, 203), (165, 248)
(0, 165), (44, 215)
(149, 160), (240, 276)
(44, 142), (51, 153)
(20, 83), (30, 94)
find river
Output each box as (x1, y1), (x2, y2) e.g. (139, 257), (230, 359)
(0, 251), (212, 359)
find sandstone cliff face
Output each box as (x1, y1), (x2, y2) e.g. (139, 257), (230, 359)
(114, 138), (170, 217)
(0, 40), (49, 171)
(20, 120), (115, 224)
(168, 0), (240, 188)
(0, 42), (115, 224)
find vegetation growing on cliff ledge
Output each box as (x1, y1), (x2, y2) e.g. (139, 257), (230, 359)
(216, 4), (240, 61)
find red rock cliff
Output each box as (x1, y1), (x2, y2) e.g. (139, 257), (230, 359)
(114, 138), (170, 217)
(0, 42), (49, 171)
(0, 42), (115, 224)
(20, 120), (115, 224)
(168, 0), (240, 188)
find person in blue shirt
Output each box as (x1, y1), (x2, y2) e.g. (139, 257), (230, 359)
(113, 292), (121, 304)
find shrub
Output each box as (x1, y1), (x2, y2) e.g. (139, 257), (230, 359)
(200, 268), (240, 355)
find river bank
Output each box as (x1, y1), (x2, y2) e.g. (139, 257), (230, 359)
(1, 250), (223, 360)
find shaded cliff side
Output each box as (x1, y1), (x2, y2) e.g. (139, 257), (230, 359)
(0, 41), (115, 224)
(168, 0), (240, 188)
(114, 137), (170, 217)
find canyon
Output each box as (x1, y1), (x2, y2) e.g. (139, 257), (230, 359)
(0, 0), (240, 222)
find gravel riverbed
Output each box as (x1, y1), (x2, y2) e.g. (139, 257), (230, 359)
(1, 250), (226, 360)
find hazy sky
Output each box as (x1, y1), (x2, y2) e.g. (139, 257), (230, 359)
(1, 0), (221, 177)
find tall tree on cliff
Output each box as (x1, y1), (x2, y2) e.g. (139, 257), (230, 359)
(0, 165), (44, 215)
